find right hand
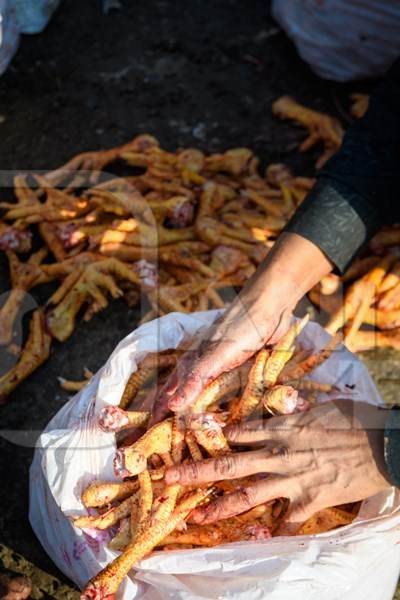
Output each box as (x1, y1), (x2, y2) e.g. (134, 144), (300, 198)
(165, 400), (390, 530)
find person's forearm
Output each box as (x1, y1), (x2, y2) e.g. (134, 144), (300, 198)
(229, 232), (333, 323)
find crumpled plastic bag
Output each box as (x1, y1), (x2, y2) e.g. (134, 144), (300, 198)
(272, 0), (400, 81)
(30, 310), (400, 599)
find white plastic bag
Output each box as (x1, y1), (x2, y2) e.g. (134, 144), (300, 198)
(0, 0), (19, 76)
(14, 0), (60, 34)
(0, 0), (60, 76)
(272, 0), (400, 81)
(30, 311), (400, 599)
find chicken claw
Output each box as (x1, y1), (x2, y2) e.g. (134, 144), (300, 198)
(113, 419), (172, 477)
(131, 470), (153, 541)
(262, 385), (299, 415)
(187, 413), (229, 457)
(99, 407), (150, 433)
(45, 135), (159, 186)
(0, 250), (49, 346)
(279, 333), (341, 382)
(80, 487), (212, 599)
(272, 96), (344, 168)
(74, 493), (138, 530)
(82, 480), (139, 508)
(0, 310), (51, 401)
(191, 365), (249, 414)
(263, 315), (309, 388)
(46, 258), (141, 341)
(119, 352), (178, 409)
(229, 349), (269, 422)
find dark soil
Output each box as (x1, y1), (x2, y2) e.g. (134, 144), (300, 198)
(0, 0), (372, 590)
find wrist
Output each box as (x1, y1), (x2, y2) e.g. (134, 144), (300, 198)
(233, 233), (333, 324)
(233, 269), (296, 329)
(258, 232), (334, 305)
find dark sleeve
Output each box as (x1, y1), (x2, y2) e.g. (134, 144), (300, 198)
(384, 408), (400, 488)
(284, 57), (400, 274)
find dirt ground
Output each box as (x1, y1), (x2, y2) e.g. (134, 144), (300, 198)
(0, 0), (394, 596)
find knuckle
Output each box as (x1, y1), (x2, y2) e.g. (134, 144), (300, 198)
(225, 424), (241, 442)
(206, 500), (224, 521)
(267, 416), (289, 434)
(183, 460), (200, 482)
(186, 367), (206, 388)
(197, 498), (225, 524)
(271, 444), (292, 462)
(214, 455), (237, 477)
(236, 485), (256, 509)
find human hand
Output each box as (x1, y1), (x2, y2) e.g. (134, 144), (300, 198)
(161, 298), (293, 414)
(151, 233), (333, 419)
(165, 400), (391, 533)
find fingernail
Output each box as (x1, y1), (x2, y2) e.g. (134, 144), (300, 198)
(165, 468), (180, 484)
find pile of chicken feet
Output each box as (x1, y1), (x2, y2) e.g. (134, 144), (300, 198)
(75, 316), (359, 599)
(0, 94), (398, 401)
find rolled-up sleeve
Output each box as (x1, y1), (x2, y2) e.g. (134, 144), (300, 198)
(285, 57), (400, 273)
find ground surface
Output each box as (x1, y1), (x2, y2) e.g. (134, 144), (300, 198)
(0, 0), (393, 596)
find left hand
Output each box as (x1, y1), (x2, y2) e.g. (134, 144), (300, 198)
(165, 400), (391, 533)
(153, 233), (334, 418)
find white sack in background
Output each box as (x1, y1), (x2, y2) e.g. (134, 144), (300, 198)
(14, 0), (60, 34)
(0, 0), (19, 76)
(30, 311), (400, 599)
(272, 0), (400, 81)
(0, 0), (60, 76)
